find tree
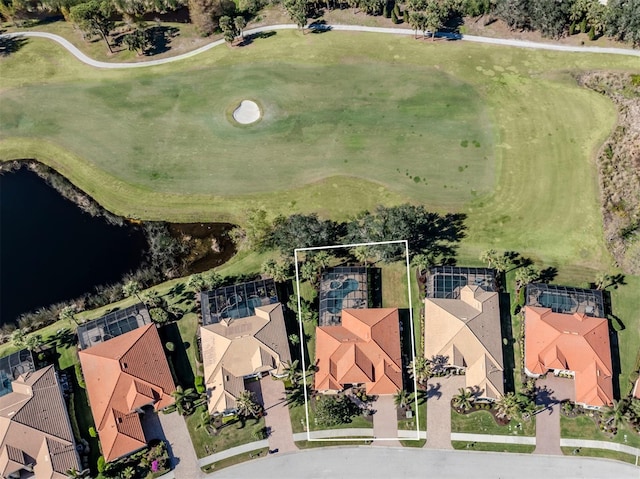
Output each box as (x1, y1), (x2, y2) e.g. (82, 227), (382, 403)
(407, 356), (432, 385)
(188, 0), (216, 36)
(528, 0), (572, 39)
(59, 305), (79, 325)
(288, 333), (300, 346)
(219, 15), (237, 42)
(231, 208), (272, 251)
(394, 389), (411, 408)
(262, 259), (290, 283)
(423, 0), (445, 40)
(122, 280), (143, 304)
(271, 214), (338, 255)
(314, 395), (359, 427)
(122, 24), (151, 55)
(594, 272), (612, 290)
(495, 392), (520, 420)
(172, 386), (199, 415)
(412, 252), (436, 275)
(300, 260), (319, 285)
(11, 329), (25, 348)
(25, 334), (43, 351)
(283, 0), (308, 31)
(236, 390), (263, 418)
(352, 246), (371, 267)
(625, 398), (640, 427)
(480, 249), (499, 268)
(601, 399), (629, 430)
(452, 387), (474, 412)
(234, 15), (246, 38)
(494, 0), (530, 31)
(282, 359), (301, 385)
(313, 250), (332, 270)
(187, 273), (206, 293)
(409, 11), (424, 38)
(515, 266), (539, 289)
(122, 466), (135, 479)
(69, 0), (114, 53)
(65, 468), (91, 479)
(606, 0), (640, 47)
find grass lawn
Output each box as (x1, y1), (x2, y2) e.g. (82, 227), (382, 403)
(200, 447), (269, 473)
(186, 405), (266, 458)
(295, 440), (372, 448)
(560, 415), (640, 449)
(560, 446), (638, 465)
(398, 401), (427, 432)
(451, 410), (535, 437)
(1, 31), (637, 275)
(452, 441), (535, 453)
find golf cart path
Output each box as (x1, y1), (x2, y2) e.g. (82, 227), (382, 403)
(2, 24), (639, 70)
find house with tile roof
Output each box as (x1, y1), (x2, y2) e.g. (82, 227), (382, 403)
(314, 308), (402, 395)
(524, 306), (614, 409)
(0, 365), (81, 478)
(79, 323), (176, 462)
(424, 285), (505, 399)
(200, 303), (292, 415)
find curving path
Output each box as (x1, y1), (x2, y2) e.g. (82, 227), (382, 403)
(1, 23), (639, 71)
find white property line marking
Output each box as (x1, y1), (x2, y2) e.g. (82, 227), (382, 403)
(294, 240), (420, 442)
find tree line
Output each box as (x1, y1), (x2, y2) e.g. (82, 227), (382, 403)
(1, 0), (638, 49)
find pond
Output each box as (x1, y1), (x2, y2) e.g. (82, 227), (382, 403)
(0, 168), (148, 325)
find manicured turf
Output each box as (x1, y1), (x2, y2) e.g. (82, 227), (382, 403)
(1, 31), (638, 275)
(452, 441), (535, 454)
(451, 409), (536, 437)
(560, 446), (637, 465)
(200, 447), (269, 473)
(560, 414), (640, 449)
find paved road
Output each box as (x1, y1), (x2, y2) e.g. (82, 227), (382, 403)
(2, 23), (639, 71)
(204, 446), (639, 479)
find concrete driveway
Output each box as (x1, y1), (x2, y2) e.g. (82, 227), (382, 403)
(534, 375), (575, 455)
(372, 394), (400, 445)
(158, 410), (204, 479)
(255, 376), (298, 453)
(425, 375), (465, 449)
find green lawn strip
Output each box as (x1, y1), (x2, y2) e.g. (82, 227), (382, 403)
(381, 262), (410, 308)
(295, 440), (372, 449)
(400, 439), (426, 447)
(452, 441), (535, 453)
(398, 401), (427, 432)
(609, 275), (640, 396)
(200, 447), (269, 474)
(560, 446), (637, 465)
(186, 405), (266, 458)
(451, 409), (535, 437)
(560, 415), (640, 449)
(66, 364), (100, 475)
(175, 312), (200, 376)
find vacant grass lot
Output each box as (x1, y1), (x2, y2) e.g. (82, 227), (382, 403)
(451, 410), (535, 437)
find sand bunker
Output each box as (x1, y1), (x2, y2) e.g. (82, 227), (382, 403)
(232, 100), (261, 124)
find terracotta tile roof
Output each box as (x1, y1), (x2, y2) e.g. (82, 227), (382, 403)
(425, 286), (504, 399)
(524, 306), (613, 407)
(0, 366), (80, 478)
(79, 324), (176, 462)
(315, 308), (403, 395)
(634, 374), (640, 400)
(201, 304), (291, 415)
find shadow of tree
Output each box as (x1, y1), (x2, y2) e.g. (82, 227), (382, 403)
(146, 25), (179, 56)
(0, 33), (28, 56)
(423, 382), (442, 401)
(538, 266), (558, 284)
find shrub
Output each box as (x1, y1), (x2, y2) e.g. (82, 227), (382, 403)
(383, 0), (390, 18)
(195, 376), (205, 394)
(89, 426), (97, 438)
(391, 6), (399, 23)
(97, 456), (106, 473)
(252, 426), (268, 440)
(588, 26), (596, 41)
(165, 341), (175, 352)
(75, 363), (86, 388)
(150, 307), (169, 324)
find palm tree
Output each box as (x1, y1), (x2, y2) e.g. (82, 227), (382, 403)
(236, 390), (262, 418)
(66, 468), (91, 479)
(288, 334), (300, 346)
(11, 329), (25, 348)
(172, 386), (199, 416)
(59, 305), (79, 325)
(452, 388), (474, 412)
(187, 273), (206, 293)
(314, 251), (331, 270)
(25, 334), (43, 352)
(122, 280), (144, 304)
(411, 253), (434, 276)
(625, 398), (640, 427)
(594, 272), (612, 290)
(300, 261), (318, 285)
(196, 409), (215, 431)
(407, 357), (432, 386)
(479, 249), (498, 268)
(515, 266), (540, 290)
(601, 399), (629, 430)
(282, 359), (301, 386)
(352, 246), (370, 267)
(394, 389), (411, 408)
(495, 392), (520, 420)
(234, 15), (246, 39)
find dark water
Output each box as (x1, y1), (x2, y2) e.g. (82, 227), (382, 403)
(0, 168), (148, 324)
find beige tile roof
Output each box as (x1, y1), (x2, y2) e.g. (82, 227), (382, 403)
(201, 304), (291, 415)
(425, 286), (504, 399)
(79, 324), (176, 462)
(0, 366), (80, 479)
